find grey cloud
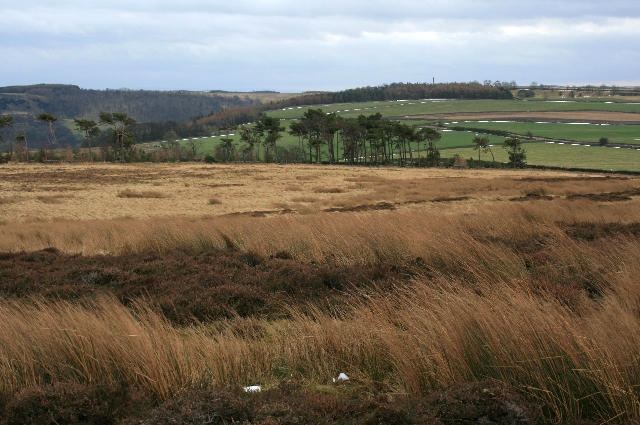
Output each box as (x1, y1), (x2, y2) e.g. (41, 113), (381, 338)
(1, 0), (638, 90)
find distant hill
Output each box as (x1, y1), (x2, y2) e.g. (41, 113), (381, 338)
(0, 84), (297, 148)
(0, 84), (263, 122)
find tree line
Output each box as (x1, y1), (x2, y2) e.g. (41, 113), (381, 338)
(209, 110), (526, 168)
(0, 111), (139, 163)
(1, 108), (527, 168)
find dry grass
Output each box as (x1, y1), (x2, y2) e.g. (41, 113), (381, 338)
(0, 196), (23, 205)
(117, 189), (166, 199)
(290, 196), (319, 203)
(313, 186), (346, 194)
(2, 262), (640, 420)
(3, 163), (640, 421)
(37, 195), (73, 204)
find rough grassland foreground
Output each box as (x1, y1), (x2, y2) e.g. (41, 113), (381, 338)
(2, 163), (640, 423)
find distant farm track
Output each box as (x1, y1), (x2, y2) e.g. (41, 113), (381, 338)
(408, 111), (640, 124)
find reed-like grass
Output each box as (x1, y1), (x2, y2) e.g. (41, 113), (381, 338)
(0, 197), (638, 266)
(2, 264), (640, 421)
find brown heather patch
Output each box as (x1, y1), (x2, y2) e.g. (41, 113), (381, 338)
(117, 189), (166, 199)
(313, 186), (345, 194)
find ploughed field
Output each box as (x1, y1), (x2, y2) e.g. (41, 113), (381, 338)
(2, 162), (640, 424)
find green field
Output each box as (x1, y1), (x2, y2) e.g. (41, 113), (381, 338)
(442, 142), (640, 171)
(445, 121), (640, 145)
(266, 99), (640, 120)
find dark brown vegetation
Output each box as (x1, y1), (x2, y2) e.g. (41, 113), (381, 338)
(0, 248), (404, 325)
(117, 189), (166, 199)
(0, 379), (541, 425)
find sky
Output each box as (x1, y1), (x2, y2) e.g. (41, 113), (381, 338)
(1, 0), (639, 92)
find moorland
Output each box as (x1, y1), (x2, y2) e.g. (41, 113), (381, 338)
(2, 162), (640, 423)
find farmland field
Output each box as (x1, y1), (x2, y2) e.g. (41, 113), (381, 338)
(445, 120), (640, 145)
(443, 141), (640, 171)
(3, 162), (640, 423)
(266, 99), (640, 120)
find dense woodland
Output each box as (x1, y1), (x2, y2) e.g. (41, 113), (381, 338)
(0, 84), (257, 122)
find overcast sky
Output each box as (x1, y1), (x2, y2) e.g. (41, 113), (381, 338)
(1, 0), (639, 92)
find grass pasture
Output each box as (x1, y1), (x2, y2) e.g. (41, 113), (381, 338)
(446, 120), (640, 145)
(2, 162), (640, 423)
(266, 98), (640, 120)
(443, 141), (640, 171)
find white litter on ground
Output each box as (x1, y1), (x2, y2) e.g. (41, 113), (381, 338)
(333, 373), (350, 383)
(244, 386), (261, 393)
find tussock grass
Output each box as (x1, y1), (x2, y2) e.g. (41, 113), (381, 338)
(2, 266), (640, 420)
(117, 189), (166, 199)
(0, 197), (637, 264)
